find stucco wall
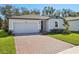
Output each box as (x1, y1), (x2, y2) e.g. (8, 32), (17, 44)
(9, 18), (65, 33)
(47, 18), (64, 32)
(68, 20), (79, 31)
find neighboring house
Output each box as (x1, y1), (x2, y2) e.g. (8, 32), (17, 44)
(9, 15), (64, 34)
(64, 17), (79, 31)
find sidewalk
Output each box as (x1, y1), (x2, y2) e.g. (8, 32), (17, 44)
(58, 46), (79, 54)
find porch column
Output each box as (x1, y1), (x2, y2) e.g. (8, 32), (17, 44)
(42, 20), (47, 34)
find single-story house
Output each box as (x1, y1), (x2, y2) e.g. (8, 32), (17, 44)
(64, 17), (79, 31)
(9, 15), (64, 34)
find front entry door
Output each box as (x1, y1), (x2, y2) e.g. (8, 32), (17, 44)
(41, 21), (43, 32)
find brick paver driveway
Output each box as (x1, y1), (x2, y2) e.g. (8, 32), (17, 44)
(14, 35), (75, 54)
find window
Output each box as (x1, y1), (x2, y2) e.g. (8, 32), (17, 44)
(55, 21), (58, 27)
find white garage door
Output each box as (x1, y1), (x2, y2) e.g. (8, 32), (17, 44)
(13, 21), (41, 34)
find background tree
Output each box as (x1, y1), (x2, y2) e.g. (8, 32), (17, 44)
(0, 5), (13, 19)
(54, 10), (61, 17)
(42, 6), (55, 16)
(21, 7), (30, 15)
(13, 7), (20, 16)
(30, 9), (40, 15)
(0, 5), (13, 31)
(70, 12), (78, 17)
(0, 17), (3, 29)
(76, 12), (79, 16)
(61, 8), (74, 17)
(54, 9), (78, 17)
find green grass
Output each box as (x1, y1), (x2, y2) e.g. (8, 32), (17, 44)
(0, 30), (16, 54)
(48, 33), (79, 45)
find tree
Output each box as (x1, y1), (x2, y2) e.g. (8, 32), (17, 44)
(61, 8), (74, 17)
(42, 6), (55, 16)
(76, 12), (79, 16)
(13, 7), (20, 16)
(70, 12), (78, 17)
(0, 5), (13, 19)
(60, 17), (70, 33)
(21, 7), (30, 15)
(54, 10), (61, 17)
(54, 9), (76, 17)
(55, 9), (71, 33)
(30, 9), (40, 15)
(0, 5), (13, 31)
(0, 17), (3, 29)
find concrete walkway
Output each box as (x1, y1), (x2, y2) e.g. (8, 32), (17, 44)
(58, 46), (79, 54)
(14, 35), (75, 54)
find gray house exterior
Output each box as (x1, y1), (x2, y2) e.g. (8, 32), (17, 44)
(9, 15), (64, 34)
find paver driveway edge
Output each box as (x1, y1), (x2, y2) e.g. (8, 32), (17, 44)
(14, 35), (75, 54)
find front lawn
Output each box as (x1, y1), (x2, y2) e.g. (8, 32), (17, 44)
(0, 30), (16, 54)
(48, 33), (79, 45)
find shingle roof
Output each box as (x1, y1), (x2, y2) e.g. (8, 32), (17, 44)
(64, 17), (79, 21)
(9, 14), (50, 20)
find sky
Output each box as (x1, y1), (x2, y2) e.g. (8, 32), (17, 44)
(0, 4), (79, 12)
(0, 4), (79, 19)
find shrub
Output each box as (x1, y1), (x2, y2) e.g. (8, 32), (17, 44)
(4, 28), (8, 32)
(50, 29), (64, 34)
(63, 30), (71, 34)
(71, 31), (79, 33)
(8, 30), (13, 35)
(63, 29), (71, 34)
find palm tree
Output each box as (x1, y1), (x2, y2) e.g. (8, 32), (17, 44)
(42, 6), (55, 16)
(61, 8), (73, 17)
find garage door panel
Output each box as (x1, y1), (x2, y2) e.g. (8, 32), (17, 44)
(13, 21), (41, 34)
